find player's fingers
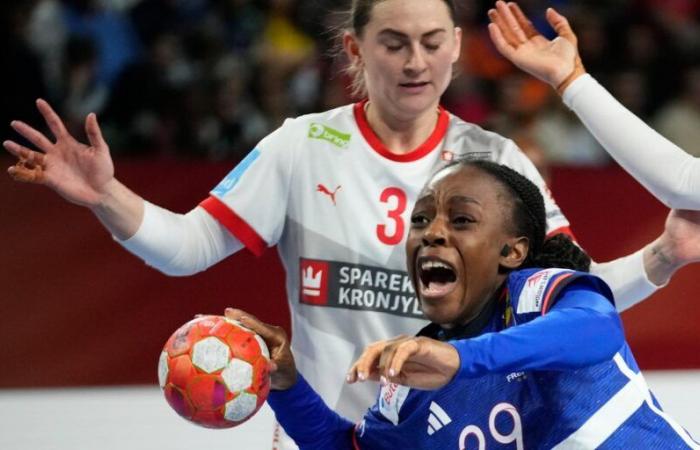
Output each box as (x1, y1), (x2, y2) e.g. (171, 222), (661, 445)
(4, 140), (40, 161)
(4, 140), (48, 183)
(488, 23), (517, 60)
(351, 342), (385, 383)
(36, 98), (69, 139)
(225, 307), (287, 345)
(495, 0), (528, 43)
(10, 120), (55, 153)
(508, 2), (539, 39)
(8, 160), (45, 184)
(385, 339), (420, 383)
(546, 7), (577, 46)
(85, 113), (107, 150)
(487, 8), (517, 47)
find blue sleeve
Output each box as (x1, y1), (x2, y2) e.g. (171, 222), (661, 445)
(266, 373), (355, 450)
(451, 281), (625, 379)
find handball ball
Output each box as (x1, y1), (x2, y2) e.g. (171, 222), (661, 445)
(158, 315), (271, 428)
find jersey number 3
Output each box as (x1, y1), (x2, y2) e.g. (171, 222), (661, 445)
(377, 187), (407, 246)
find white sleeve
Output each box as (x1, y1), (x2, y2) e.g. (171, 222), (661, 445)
(199, 120), (296, 256)
(589, 249), (660, 312)
(563, 74), (700, 209)
(116, 201), (243, 276)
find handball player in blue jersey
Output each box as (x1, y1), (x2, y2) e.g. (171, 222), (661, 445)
(229, 160), (698, 448)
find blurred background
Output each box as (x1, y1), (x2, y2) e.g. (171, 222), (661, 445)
(1, 0), (699, 448)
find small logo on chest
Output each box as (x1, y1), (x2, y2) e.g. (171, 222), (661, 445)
(317, 184), (342, 205)
(427, 401), (452, 435)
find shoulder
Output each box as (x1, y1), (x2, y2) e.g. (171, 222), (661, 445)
(508, 268), (613, 319)
(444, 113), (517, 161)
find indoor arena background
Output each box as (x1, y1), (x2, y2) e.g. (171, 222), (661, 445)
(2, 0), (699, 448)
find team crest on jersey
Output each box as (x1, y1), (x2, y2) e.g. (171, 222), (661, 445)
(379, 382), (410, 425)
(300, 260), (329, 305)
(299, 258), (423, 318)
(211, 148), (261, 196)
(517, 269), (572, 314)
(441, 150), (455, 161)
(308, 122), (351, 148)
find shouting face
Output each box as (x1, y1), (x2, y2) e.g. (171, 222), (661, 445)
(406, 164), (529, 327)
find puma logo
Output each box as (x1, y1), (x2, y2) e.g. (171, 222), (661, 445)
(317, 184), (342, 205)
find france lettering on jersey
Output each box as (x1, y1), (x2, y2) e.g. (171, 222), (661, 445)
(199, 101), (572, 422)
(355, 269), (698, 449)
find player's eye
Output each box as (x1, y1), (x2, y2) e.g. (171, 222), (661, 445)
(452, 215), (475, 227)
(386, 43), (404, 52)
(411, 214), (430, 227)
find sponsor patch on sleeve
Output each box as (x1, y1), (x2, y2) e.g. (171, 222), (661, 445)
(378, 383), (410, 425)
(211, 148), (261, 197)
(516, 269), (572, 314)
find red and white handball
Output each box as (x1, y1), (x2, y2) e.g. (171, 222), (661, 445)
(158, 315), (271, 428)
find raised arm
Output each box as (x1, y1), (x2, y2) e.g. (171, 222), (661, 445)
(487, 2), (700, 309)
(5, 100), (244, 275)
(487, 1), (700, 210)
(4, 99), (143, 239)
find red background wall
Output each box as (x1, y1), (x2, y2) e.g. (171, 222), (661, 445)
(1, 155), (698, 388)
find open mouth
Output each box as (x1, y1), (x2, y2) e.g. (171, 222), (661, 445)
(417, 257), (458, 298)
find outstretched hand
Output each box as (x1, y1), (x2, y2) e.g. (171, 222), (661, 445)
(346, 335), (460, 390)
(645, 209), (700, 286)
(224, 308), (298, 391)
(4, 99), (115, 208)
(662, 209), (700, 266)
(487, 1), (586, 94)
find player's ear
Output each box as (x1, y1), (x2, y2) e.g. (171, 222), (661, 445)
(451, 27), (462, 63)
(499, 237), (528, 269)
(343, 31), (363, 69)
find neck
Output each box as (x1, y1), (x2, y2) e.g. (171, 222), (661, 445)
(365, 100), (440, 155)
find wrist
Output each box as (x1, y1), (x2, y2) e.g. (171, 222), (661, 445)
(643, 238), (680, 287)
(90, 178), (122, 211)
(555, 58), (587, 96)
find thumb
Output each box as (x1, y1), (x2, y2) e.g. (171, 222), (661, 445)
(85, 113), (108, 150)
(546, 7), (578, 46)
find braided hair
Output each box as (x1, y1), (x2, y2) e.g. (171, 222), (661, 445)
(442, 160), (591, 271)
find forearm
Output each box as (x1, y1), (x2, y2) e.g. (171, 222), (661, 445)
(267, 374), (355, 450)
(563, 74), (700, 209)
(451, 289), (624, 378)
(589, 250), (659, 312)
(117, 203), (242, 275)
(91, 179), (145, 240)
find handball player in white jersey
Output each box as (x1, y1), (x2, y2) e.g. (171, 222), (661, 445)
(5, 0), (700, 448)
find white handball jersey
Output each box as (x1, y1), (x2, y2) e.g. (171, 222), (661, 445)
(199, 101), (571, 421)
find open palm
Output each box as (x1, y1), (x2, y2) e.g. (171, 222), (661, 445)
(487, 1), (583, 90)
(4, 99), (114, 208)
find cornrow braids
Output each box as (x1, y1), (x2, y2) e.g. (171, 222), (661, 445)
(436, 160), (591, 272)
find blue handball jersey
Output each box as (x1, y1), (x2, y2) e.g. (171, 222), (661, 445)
(353, 268), (698, 449)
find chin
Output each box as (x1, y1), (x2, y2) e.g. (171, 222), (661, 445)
(394, 93), (439, 116)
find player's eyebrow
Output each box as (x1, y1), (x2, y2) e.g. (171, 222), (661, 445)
(377, 28), (447, 40)
(449, 195), (480, 206)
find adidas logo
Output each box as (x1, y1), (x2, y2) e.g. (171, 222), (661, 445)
(427, 401), (452, 436)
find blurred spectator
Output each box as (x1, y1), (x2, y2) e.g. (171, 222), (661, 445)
(4, 0), (700, 163)
(1, 1), (49, 131)
(60, 0), (141, 87)
(62, 35), (109, 137)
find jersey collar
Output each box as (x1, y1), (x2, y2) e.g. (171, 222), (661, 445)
(353, 99), (449, 163)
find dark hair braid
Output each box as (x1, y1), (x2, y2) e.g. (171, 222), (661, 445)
(444, 160), (591, 272)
